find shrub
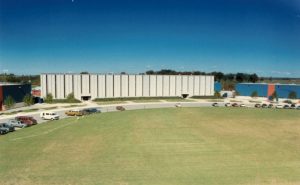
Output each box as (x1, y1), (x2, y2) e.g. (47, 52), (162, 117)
(214, 91), (221, 98)
(288, 91), (297, 99)
(116, 106), (125, 111)
(4, 96), (15, 109)
(66, 93), (80, 103)
(251, 91), (258, 98)
(44, 93), (53, 103)
(23, 94), (34, 106)
(271, 91), (278, 102)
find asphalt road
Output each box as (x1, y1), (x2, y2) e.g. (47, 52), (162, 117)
(0, 102), (224, 125)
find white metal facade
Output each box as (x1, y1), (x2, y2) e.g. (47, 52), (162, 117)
(41, 74), (214, 100)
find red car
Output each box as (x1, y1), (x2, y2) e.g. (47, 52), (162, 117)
(15, 116), (38, 126)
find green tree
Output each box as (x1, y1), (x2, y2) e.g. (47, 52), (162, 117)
(271, 91), (278, 102)
(249, 73), (259, 83)
(288, 91), (297, 99)
(23, 94), (34, 106)
(4, 96), (15, 109)
(44, 93), (53, 103)
(251, 91), (258, 97)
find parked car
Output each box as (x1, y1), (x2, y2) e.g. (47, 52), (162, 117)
(297, 105), (300, 110)
(15, 116), (37, 126)
(40, 111), (60, 120)
(82, 108), (100, 115)
(225, 103), (231, 107)
(65, 109), (83, 116)
(254, 104), (261, 108)
(283, 104), (290, 109)
(0, 124), (9, 135)
(212, 103), (219, 107)
(290, 104), (296, 109)
(261, 104), (268, 108)
(231, 103), (239, 107)
(7, 119), (27, 128)
(0, 123), (15, 132)
(116, 106), (125, 111)
(268, 104), (273, 108)
(275, 104), (284, 109)
(239, 104), (246, 107)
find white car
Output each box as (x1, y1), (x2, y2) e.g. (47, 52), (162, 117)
(40, 112), (60, 120)
(275, 104), (284, 109)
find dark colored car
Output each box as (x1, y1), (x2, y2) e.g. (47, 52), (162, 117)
(297, 106), (300, 110)
(116, 106), (125, 111)
(225, 103), (231, 107)
(231, 103), (239, 107)
(212, 103), (219, 107)
(290, 104), (296, 109)
(254, 104), (261, 108)
(15, 116), (37, 126)
(0, 124), (9, 135)
(268, 104), (273, 108)
(0, 123), (15, 132)
(82, 108), (100, 115)
(283, 105), (290, 109)
(261, 104), (268, 108)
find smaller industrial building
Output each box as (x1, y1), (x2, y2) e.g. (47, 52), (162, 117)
(235, 83), (300, 98)
(0, 83), (32, 111)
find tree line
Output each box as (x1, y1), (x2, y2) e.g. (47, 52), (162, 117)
(0, 73), (40, 86)
(145, 69), (259, 83)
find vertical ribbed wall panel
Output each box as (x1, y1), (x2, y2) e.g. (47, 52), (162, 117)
(47, 74), (56, 98)
(128, 75), (136, 97)
(98, 75), (106, 98)
(210, 76), (214, 95)
(182, 76), (188, 94)
(205, 76), (211, 96)
(156, 75), (163, 96)
(149, 75), (157, 97)
(136, 75), (143, 97)
(194, 76), (200, 96)
(56, 74), (64, 99)
(200, 76), (206, 96)
(113, 75), (121, 98)
(188, 76), (194, 96)
(73, 74), (81, 100)
(106, 75), (114, 98)
(121, 75), (129, 97)
(90, 74), (98, 99)
(81, 75), (90, 96)
(65, 74), (73, 97)
(143, 75), (150, 97)
(41, 74), (47, 97)
(175, 75), (182, 96)
(163, 76), (170, 96)
(169, 76), (176, 96)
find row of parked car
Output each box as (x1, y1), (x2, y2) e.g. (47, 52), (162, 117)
(212, 102), (300, 109)
(0, 116), (38, 135)
(1, 108), (101, 135)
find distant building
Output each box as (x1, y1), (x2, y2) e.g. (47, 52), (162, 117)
(40, 73), (215, 100)
(0, 83), (32, 111)
(235, 83), (300, 99)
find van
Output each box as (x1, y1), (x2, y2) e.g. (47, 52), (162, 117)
(40, 112), (60, 120)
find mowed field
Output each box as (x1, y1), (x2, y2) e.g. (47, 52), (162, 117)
(0, 108), (300, 185)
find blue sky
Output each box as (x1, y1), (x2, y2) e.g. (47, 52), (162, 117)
(0, 0), (300, 77)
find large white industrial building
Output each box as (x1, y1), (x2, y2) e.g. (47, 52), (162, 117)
(41, 74), (214, 100)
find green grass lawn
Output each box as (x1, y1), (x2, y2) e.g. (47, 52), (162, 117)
(1, 108), (300, 185)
